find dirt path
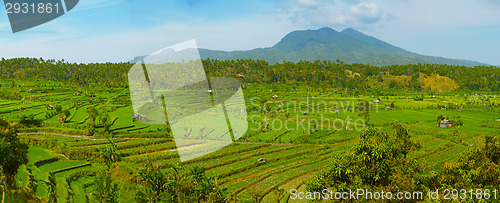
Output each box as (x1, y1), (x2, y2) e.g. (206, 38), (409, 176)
(18, 132), (103, 140)
(18, 132), (292, 145)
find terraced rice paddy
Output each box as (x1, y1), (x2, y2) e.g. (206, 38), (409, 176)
(2, 79), (498, 202)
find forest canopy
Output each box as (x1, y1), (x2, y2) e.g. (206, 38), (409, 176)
(0, 58), (498, 91)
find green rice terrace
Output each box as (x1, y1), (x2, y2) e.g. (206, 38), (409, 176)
(0, 58), (499, 202)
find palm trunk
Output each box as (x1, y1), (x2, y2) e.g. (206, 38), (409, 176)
(2, 178), (6, 203)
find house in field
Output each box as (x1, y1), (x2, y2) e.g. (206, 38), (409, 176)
(47, 104), (53, 110)
(385, 106), (391, 111)
(334, 109), (340, 114)
(372, 99), (380, 103)
(26, 89), (33, 92)
(438, 120), (453, 128)
(258, 158), (266, 163)
(132, 113), (148, 121)
(272, 95), (278, 99)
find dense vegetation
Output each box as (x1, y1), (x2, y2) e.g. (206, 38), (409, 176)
(306, 123), (500, 201)
(0, 118), (29, 202)
(1, 57), (498, 92)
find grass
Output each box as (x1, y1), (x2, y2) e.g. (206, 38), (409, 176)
(38, 161), (88, 173)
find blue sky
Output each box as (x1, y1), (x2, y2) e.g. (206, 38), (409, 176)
(1, 0), (500, 65)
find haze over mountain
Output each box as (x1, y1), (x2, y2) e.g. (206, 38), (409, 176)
(196, 27), (487, 67)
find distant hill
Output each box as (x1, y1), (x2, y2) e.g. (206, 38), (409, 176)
(196, 27), (487, 67)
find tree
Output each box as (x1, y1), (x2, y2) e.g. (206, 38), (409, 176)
(19, 114), (42, 127)
(101, 139), (119, 169)
(136, 164), (175, 202)
(436, 114), (445, 124)
(58, 109), (71, 123)
(449, 114), (463, 127)
(93, 172), (119, 203)
(307, 124), (422, 196)
(86, 106), (98, 136)
(440, 135), (500, 188)
(100, 108), (111, 133)
(0, 118), (29, 186)
(63, 109), (71, 118)
(392, 122), (420, 158)
(54, 105), (63, 114)
(356, 100), (371, 125)
(136, 164), (226, 202)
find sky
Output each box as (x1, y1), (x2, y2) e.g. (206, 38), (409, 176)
(0, 0), (499, 65)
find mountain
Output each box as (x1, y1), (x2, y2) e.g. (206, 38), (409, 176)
(197, 27), (487, 67)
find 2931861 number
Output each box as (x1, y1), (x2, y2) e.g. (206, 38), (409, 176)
(443, 189), (497, 200)
(5, 2), (60, 14)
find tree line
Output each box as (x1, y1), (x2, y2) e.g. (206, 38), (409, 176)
(1, 57), (498, 91)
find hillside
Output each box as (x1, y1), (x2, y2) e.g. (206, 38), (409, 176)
(198, 27), (487, 66)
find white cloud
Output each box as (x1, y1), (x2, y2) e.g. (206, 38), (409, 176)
(295, 0), (321, 7)
(349, 3), (381, 23)
(0, 15), (295, 63)
(279, 0), (385, 28)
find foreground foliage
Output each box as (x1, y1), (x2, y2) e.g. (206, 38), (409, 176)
(307, 123), (500, 200)
(135, 164), (226, 203)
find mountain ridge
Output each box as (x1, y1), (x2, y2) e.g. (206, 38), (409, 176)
(136, 27), (488, 67)
(198, 27), (487, 67)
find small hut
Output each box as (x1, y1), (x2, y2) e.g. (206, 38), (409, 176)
(372, 100), (380, 103)
(132, 113), (148, 121)
(47, 104), (54, 110)
(272, 95), (278, 99)
(438, 120), (453, 128)
(258, 158), (266, 163)
(385, 106), (391, 111)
